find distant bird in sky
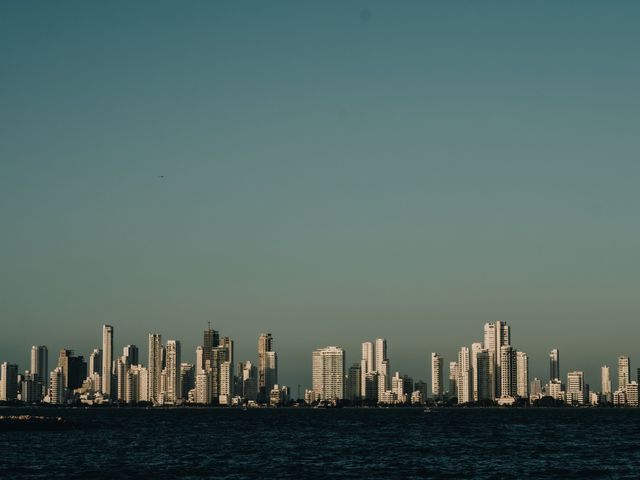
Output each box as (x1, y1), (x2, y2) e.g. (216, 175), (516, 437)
(158, 175), (166, 178)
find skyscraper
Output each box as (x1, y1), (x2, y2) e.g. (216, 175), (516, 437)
(258, 333), (274, 399)
(483, 321), (509, 398)
(431, 353), (444, 399)
(457, 347), (472, 404)
(475, 349), (492, 401)
(449, 361), (458, 398)
(499, 345), (517, 398)
(360, 342), (374, 398)
(567, 371), (585, 405)
(618, 356), (630, 391)
(203, 325), (219, 371)
(88, 348), (102, 376)
(346, 363), (361, 402)
(375, 338), (390, 395)
(30, 345), (48, 396)
(148, 333), (162, 404)
(49, 367), (65, 404)
(57, 349), (86, 391)
(470, 342), (482, 401)
(123, 345), (139, 366)
(265, 351), (278, 397)
(549, 349), (560, 382)
(165, 340), (181, 404)
(516, 351), (529, 398)
(601, 365), (612, 402)
(102, 325), (114, 398)
(312, 346), (345, 401)
(0, 362), (18, 401)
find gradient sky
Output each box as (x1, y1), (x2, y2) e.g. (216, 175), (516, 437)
(1, 1), (639, 391)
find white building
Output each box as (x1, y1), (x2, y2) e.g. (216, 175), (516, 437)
(499, 345), (517, 398)
(618, 356), (630, 392)
(602, 365), (612, 403)
(516, 351), (529, 398)
(49, 367), (66, 404)
(312, 346), (345, 401)
(30, 345), (48, 397)
(102, 325), (114, 398)
(165, 340), (181, 404)
(148, 333), (162, 404)
(626, 381), (639, 407)
(431, 353), (444, 399)
(457, 347), (472, 404)
(361, 342), (374, 399)
(566, 371), (585, 405)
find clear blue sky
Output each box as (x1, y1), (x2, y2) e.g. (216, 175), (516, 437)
(1, 1), (639, 390)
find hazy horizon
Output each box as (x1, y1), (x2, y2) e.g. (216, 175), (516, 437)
(2, 1), (639, 390)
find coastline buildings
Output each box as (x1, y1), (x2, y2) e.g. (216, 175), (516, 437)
(30, 346), (48, 397)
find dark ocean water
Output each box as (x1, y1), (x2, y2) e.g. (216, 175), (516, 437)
(1, 407), (640, 479)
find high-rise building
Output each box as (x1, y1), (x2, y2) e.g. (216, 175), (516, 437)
(360, 342), (374, 398)
(180, 363), (195, 401)
(30, 345), (48, 396)
(195, 346), (204, 373)
(165, 340), (181, 404)
(88, 349), (102, 376)
(241, 361), (258, 401)
(601, 365), (612, 402)
(475, 349), (492, 401)
(102, 325), (114, 398)
(549, 349), (560, 382)
(457, 347), (472, 404)
(258, 333), (274, 399)
(57, 349), (86, 391)
(219, 360), (232, 405)
(123, 345), (139, 366)
(567, 371), (585, 405)
(148, 333), (162, 404)
(116, 356), (128, 401)
(618, 356), (630, 392)
(375, 338), (387, 374)
(626, 381), (639, 407)
(49, 367), (65, 404)
(125, 365), (149, 403)
(431, 353), (444, 399)
(203, 325), (219, 370)
(516, 351), (529, 398)
(346, 363), (361, 402)
(312, 346), (345, 401)
(499, 345), (517, 398)
(378, 359), (390, 400)
(530, 378), (542, 397)
(0, 363), (18, 401)
(470, 342), (482, 402)
(264, 351), (277, 396)
(195, 370), (212, 404)
(449, 361), (458, 398)
(483, 321), (509, 398)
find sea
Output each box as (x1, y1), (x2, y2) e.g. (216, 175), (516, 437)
(1, 407), (639, 479)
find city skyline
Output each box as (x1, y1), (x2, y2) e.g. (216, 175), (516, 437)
(1, 320), (638, 403)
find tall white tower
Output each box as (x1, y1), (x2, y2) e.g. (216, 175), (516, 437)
(30, 345), (48, 396)
(148, 333), (162, 404)
(516, 351), (529, 398)
(602, 365), (612, 401)
(431, 353), (444, 399)
(312, 346), (345, 401)
(618, 356), (630, 391)
(166, 340), (181, 403)
(102, 325), (114, 397)
(457, 347), (472, 404)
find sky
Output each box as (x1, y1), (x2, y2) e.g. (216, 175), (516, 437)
(1, 1), (639, 392)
